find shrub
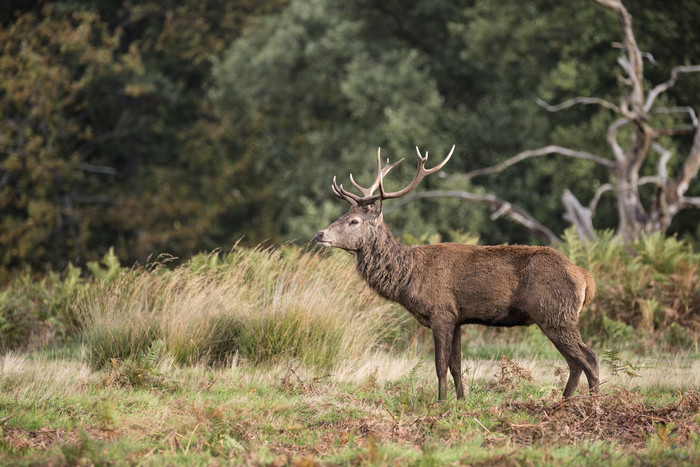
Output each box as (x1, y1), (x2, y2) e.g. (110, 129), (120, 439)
(559, 228), (700, 350)
(0, 264), (84, 351)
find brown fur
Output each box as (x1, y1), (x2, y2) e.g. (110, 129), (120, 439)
(316, 201), (599, 400)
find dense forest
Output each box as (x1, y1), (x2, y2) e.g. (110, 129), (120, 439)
(2, 0), (699, 278)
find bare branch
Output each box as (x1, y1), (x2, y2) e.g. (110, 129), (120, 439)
(596, 0), (645, 118)
(589, 183), (614, 217)
(606, 118), (629, 162)
(655, 125), (697, 138)
(652, 106), (698, 126)
(669, 124), (700, 201)
(78, 162), (120, 176)
(645, 65), (700, 112)
(651, 142), (672, 185)
(637, 175), (663, 187)
(640, 51), (656, 65)
(562, 189), (595, 240)
(443, 145), (615, 183)
(384, 190), (559, 245)
(536, 97), (620, 114)
(648, 107), (698, 138)
(680, 197), (700, 209)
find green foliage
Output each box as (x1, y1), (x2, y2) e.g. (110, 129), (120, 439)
(387, 357), (430, 408)
(0, 265), (84, 351)
(86, 247), (124, 283)
(59, 429), (105, 466)
(559, 228), (700, 350)
(0, 0), (287, 273)
(94, 398), (120, 431)
(100, 339), (175, 390)
(602, 349), (642, 392)
(2, 0), (700, 271)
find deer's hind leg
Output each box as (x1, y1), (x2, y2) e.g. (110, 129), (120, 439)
(539, 324), (597, 399)
(579, 341), (599, 394)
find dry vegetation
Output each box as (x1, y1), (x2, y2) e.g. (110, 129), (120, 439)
(1, 236), (699, 465)
(0, 351), (698, 466)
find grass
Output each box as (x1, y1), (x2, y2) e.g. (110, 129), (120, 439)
(0, 347), (698, 466)
(75, 247), (405, 371)
(1, 236), (699, 464)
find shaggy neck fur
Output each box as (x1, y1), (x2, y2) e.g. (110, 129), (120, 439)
(354, 223), (415, 304)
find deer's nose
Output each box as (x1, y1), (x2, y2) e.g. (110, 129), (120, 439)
(315, 231), (324, 242)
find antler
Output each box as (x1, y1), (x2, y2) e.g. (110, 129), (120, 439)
(380, 145), (455, 200)
(332, 148), (403, 205)
(332, 145), (455, 206)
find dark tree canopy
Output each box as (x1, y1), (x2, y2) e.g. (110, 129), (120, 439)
(1, 0), (699, 278)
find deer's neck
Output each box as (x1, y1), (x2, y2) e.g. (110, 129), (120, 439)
(354, 225), (415, 304)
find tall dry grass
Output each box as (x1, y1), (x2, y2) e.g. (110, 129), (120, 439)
(76, 246), (405, 371)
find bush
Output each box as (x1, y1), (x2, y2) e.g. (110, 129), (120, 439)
(0, 264), (84, 351)
(559, 229), (700, 350)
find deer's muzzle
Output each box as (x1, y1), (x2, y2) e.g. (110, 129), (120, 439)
(315, 231), (332, 247)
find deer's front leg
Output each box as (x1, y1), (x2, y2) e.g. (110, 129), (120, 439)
(432, 324), (454, 401)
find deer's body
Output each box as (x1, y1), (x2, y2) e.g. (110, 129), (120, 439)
(358, 237), (594, 329)
(316, 146), (599, 400)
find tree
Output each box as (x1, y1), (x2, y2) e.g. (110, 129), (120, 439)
(211, 0), (469, 242)
(0, 8), (134, 271)
(403, 0), (700, 243)
(0, 1), (286, 277)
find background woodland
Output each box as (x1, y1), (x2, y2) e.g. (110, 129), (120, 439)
(2, 0), (700, 277)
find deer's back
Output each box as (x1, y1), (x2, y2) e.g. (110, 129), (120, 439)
(409, 243), (592, 327)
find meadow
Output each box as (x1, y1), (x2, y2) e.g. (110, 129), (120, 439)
(1, 232), (699, 465)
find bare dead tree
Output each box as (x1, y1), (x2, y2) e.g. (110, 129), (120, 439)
(316, 146), (599, 401)
(397, 0), (700, 244)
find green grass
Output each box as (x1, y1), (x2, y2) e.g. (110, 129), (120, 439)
(1, 347), (698, 466)
(1, 236), (699, 464)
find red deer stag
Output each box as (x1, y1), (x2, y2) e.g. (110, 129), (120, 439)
(315, 146), (599, 400)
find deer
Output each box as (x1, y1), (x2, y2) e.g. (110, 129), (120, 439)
(315, 145), (599, 401)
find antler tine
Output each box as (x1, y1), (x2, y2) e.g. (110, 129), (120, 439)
(348, 148), (404, 197)
(380, 144), (455, 199)
(330, 145), (451, 206)
(331, 176), (360, 206)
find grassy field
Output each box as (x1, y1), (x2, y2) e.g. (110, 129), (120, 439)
(0, 345), (698, 466)
(1, 239), (699, 465)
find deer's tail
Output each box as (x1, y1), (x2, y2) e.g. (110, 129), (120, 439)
(581, 270), (596, 310)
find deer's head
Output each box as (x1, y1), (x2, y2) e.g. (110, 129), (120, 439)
(315, 145), (454, 252)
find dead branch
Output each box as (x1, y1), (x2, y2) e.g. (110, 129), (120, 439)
(384, 190), (559, 244)
(606, 118), (629, 163)
(404, 0), (700, 243)
(589, 183), (614, 216)
(652, 106), (698, 126)
(645, 66), (700, 112)
(442, 145), (615, 183)
(562, 190), (595, 240)
(669, 124), (700, 204)
(536, 97), (620, 114)
(681, 197), (700, 209)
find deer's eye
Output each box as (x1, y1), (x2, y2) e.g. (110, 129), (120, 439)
(349, 219), (360, 226)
